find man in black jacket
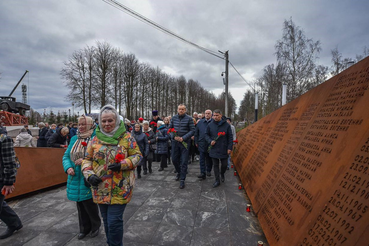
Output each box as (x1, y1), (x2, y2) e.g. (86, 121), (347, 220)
(195, 109), (213, 179)
(205, 109), (233, 188)
(47, 127), (69, 148)
(0, 133), (23, 239)
(169, 104), (195, 189)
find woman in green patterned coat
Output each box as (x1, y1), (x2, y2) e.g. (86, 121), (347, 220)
(62, 115), (101, 240)
(82, 105), (142, 246)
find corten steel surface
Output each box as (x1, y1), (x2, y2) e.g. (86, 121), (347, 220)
(232, 56), (369, 246)
(7, 147), (67, 199)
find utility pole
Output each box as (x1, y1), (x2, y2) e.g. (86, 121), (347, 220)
(225, 51), (229, 117)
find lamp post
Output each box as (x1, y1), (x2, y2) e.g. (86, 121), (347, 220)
(254, 92), (258, 122)
(282, 83), (287, 106)
(219, 50), (229, 116)
(72, 103), (74, 121)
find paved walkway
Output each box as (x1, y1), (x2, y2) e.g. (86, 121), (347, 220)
(1, 160), (269, 246)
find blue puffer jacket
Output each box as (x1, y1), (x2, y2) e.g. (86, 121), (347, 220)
(62, 133), (95, 202)
(195, 118), (213, 153)
(69, 127), (78, 138)
(155, 125), (168, 154)
(205, 117), (233, 159)
(132, 129), (149, 157)
(169, 113), (195, 142)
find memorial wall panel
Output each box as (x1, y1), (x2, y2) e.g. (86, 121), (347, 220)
(232, 56), (369, 245)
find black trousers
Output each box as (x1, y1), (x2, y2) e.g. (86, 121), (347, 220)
(0, 184), (22, 229)
(157, 153), (168, 168)
(76, 198), (101, 234)
(212, 158), (228, 182)
(142, 155), (153, 172)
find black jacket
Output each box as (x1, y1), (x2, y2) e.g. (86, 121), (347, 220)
(45, 129), (55, 141)
(169, 113), (195, 142)
(205, 116), (233, 159)
(47, 128), (67, 148)
(37, 127), (49, 147)
(155, 125), (168, 154)
(195, 118), (213, 153)
(132, 130), (149, 157)
(143, 129), (156, 152)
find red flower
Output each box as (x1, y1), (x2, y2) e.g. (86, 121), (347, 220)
(218, 132), (222, 137)
(81, 141), (87, 147)
(115, 153), (125, 163)
(150, 122), (157, 126)
(145, 132), (150, 137)
(233, 139), (238, 143)
(167, 128), (176, 134)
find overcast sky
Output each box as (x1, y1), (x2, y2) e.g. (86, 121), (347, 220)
(0, 0), (368, 116)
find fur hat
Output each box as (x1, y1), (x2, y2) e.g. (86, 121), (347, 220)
(152, 110), (158, 116)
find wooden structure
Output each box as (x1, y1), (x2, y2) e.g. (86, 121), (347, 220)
(232, 56), (369, 245)
(0, 111), (28, 126)
(7, 147), (67, 199)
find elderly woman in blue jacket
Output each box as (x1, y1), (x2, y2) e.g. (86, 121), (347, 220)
(62, 115), (101, 240)
(156, 121), (169, 171)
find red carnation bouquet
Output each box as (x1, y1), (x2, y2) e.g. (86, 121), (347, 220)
(150, 122), (157, 127)
(208, 132), (226, 152)
(115, 153), (125, 163)
(168, 128), (187, 149)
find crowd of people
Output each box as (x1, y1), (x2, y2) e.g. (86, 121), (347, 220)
(0, 103), (237, 245)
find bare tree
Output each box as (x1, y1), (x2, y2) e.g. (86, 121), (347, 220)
(94, 41), (117, 108)
(61, 49), (90, 114)
(275, 18), (322, 102)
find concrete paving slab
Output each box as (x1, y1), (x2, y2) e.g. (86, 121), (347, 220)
(0, 160), (270, 245)
(190, 227), (231, 246)
(162, 208), (196, 227)
(124, 221), (161, 244)
(150, 223), (193, 246)
(194, 211), (229, 230)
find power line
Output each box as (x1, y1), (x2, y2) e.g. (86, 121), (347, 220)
(102, 0), (224, 60)
(229, 61), (255, 90)
(103, 0), (254, 92)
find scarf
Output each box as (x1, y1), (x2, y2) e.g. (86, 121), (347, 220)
(78, 115), (95, 139)
(98, 104), (121, 137)
(96, 121), (126, 145)
(70, 137), (91, 162)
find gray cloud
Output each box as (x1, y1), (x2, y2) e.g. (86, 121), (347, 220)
(1, 0), (368, 114)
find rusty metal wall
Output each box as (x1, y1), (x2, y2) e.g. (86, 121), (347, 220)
(232, 56), (369, 245)
(7, 147), (67, 199)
